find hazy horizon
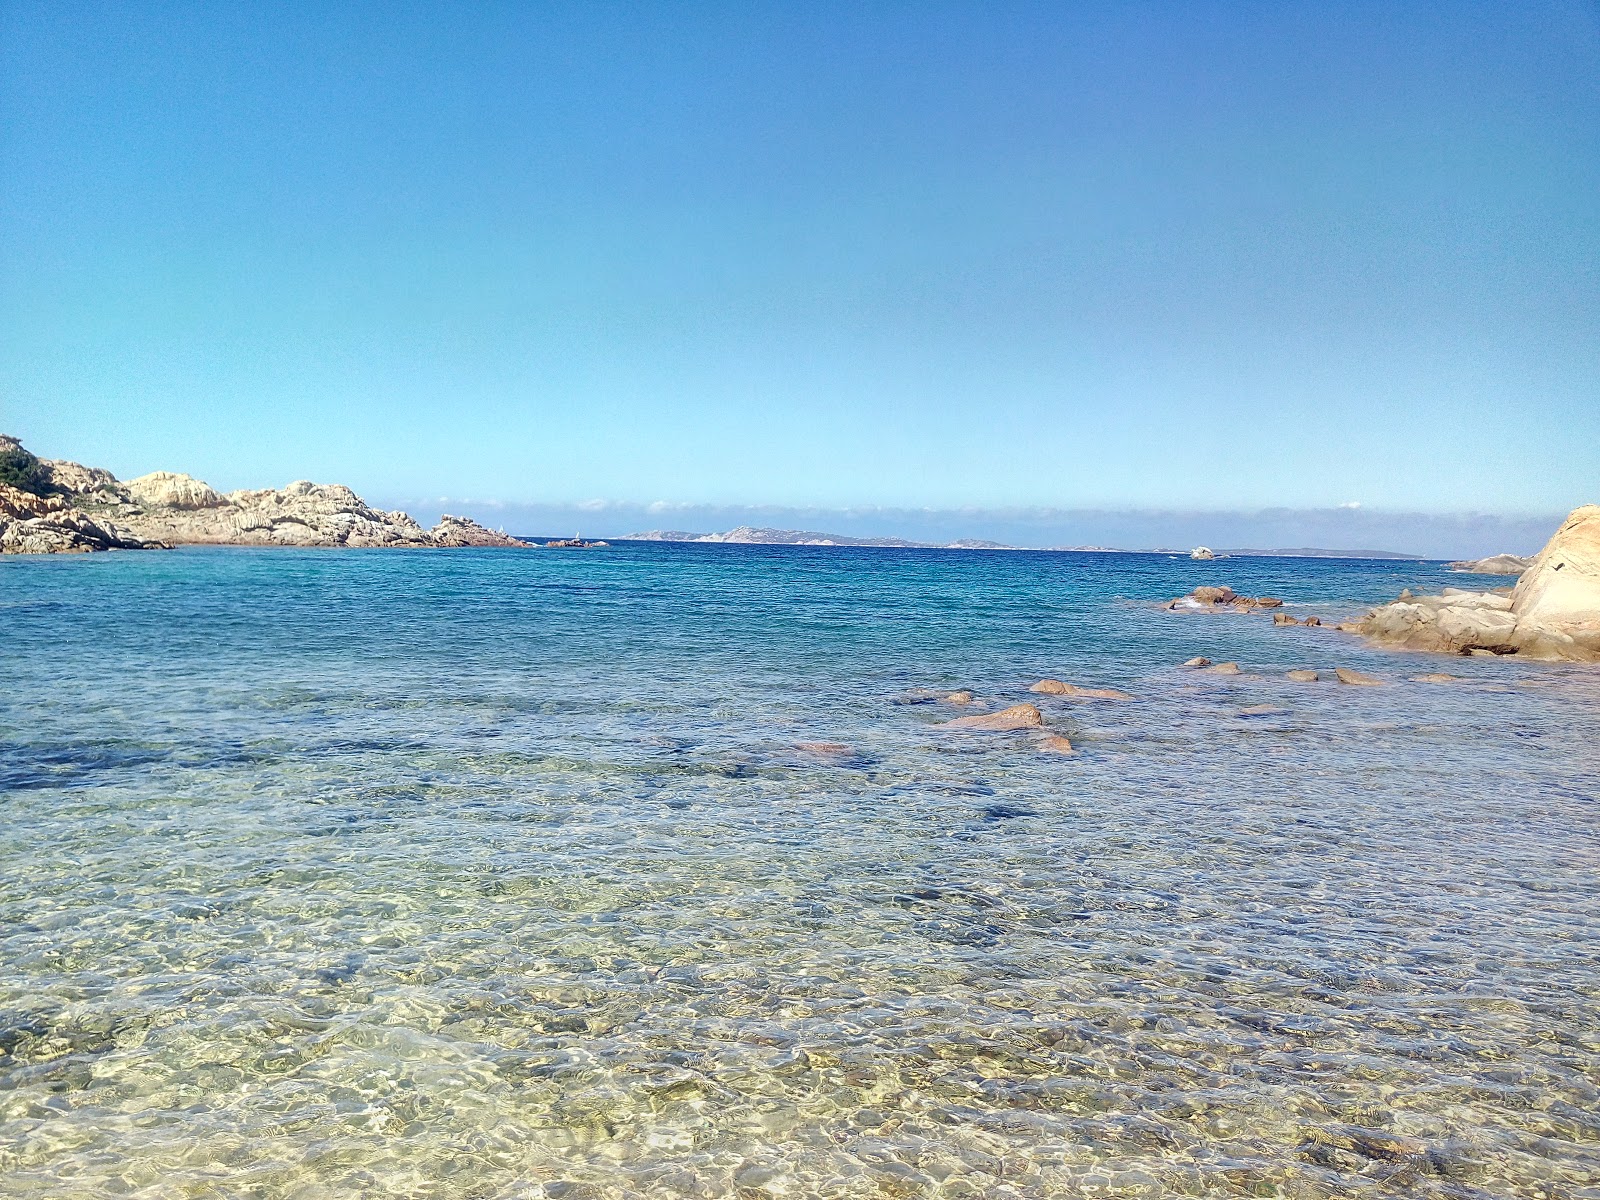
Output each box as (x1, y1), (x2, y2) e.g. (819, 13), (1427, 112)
(389, 495), (1563, 560)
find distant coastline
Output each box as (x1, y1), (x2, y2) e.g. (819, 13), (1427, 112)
(619, 525), (1429, 560)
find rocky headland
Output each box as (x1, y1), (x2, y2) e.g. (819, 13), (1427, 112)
(0, 435), (529, 553)
(1351, 505), (1600, 662)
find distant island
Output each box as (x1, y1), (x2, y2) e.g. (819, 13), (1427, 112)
(622, 526), (1426, 559)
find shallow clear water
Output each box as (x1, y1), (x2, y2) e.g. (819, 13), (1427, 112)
(1, 545), (1597, 1199)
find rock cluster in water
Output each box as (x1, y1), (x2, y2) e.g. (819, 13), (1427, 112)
(0, 434), (529, 553)
(1447, 553), (1532, 575)
(1354, 505), (1600, 662)
(1165, 585), (1284, 612)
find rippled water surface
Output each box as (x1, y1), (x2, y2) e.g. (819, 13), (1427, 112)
(2, 545), (1598, 1199)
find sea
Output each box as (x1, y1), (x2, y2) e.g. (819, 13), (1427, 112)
(1, 543), (1597, 1199)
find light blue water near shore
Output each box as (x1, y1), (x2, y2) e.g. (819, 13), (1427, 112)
(2, 545), (1598, 1199)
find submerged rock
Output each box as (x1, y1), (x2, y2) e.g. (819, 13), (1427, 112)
(1038, 734), (1076, 754)
(1352, 506), (1600, 662)
(943, 690), (975, 704)
(1411, 673), (1463, 684)
(1287, 669), (1319, 682)
(943, 704), (1043, 732)
(1203, 662), (1242, 676)
(795, 742), (852, 755)
(1335, 667), (1385, 686)
(1273, 613), (1299, 626)
(1181, 657), (1212, 668)
(1028, 680), (1133, 700)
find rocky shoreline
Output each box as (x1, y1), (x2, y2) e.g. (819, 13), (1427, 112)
(1352, 505), (1599, 663)
(0, 435), (529, 553)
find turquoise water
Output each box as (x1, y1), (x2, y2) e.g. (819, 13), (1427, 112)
(2, 545), (1597, 1199)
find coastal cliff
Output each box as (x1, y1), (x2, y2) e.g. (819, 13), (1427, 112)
(1353, 505), (1600, 662)
(0, 435), (528, 553)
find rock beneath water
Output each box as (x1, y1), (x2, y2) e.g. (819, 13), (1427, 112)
(1037, 734), (1076, 754)
(1411, 673), (1462, 683)
(1203, 662), (1242, 675)
(1190, 546), (1215, 560)
(943, 690), (975, 704)
(1028, 680), (1133, 700)
(943, 704), (1043, 732)
(1256, 597), (1283, 608)
(1181, 656), (1212, 668)
(1287, 669), (1319, 682)
(1335, 667), (1385, 686)
(1272, 613), (1299, 626)
(795, 742), (852, 755)
(1239, 704), (1286, 716)
(1448, 553), (1531, 575)
(1302, 615), (1322, 626)
(1352, 506), (1600, 662)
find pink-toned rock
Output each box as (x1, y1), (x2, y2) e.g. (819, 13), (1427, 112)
(1029, 680), (1133, 700)
(943, 704), (1043, 732)
(795, 742), (852, 755)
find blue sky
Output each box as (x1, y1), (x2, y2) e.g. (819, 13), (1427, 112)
(2, 1), (1597, 539)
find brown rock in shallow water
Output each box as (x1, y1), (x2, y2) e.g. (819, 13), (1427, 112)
(1204, 662), (1242, 675)
(1411, 673), (1462, 684)
(1287, 669), (1319, 682)
(1302, 616), (1322, 626)
(1038, 734), (1076, 754)
(943, 690), (975, 704)
(1335, 668), (1384, 686)
(1191, 586), (1236, 604)
(1030, 680), (1132, 700)
(1272, 613), (1299, 626)
(795, 742), (852, 755)
(943, 704), (1043, 731)
(1257, 597), (1283, 608)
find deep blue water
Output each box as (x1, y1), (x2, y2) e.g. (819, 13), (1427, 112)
(1, 544), (1597, 1198)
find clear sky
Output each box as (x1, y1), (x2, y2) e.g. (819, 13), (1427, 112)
(2, 1), (1597, 527)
